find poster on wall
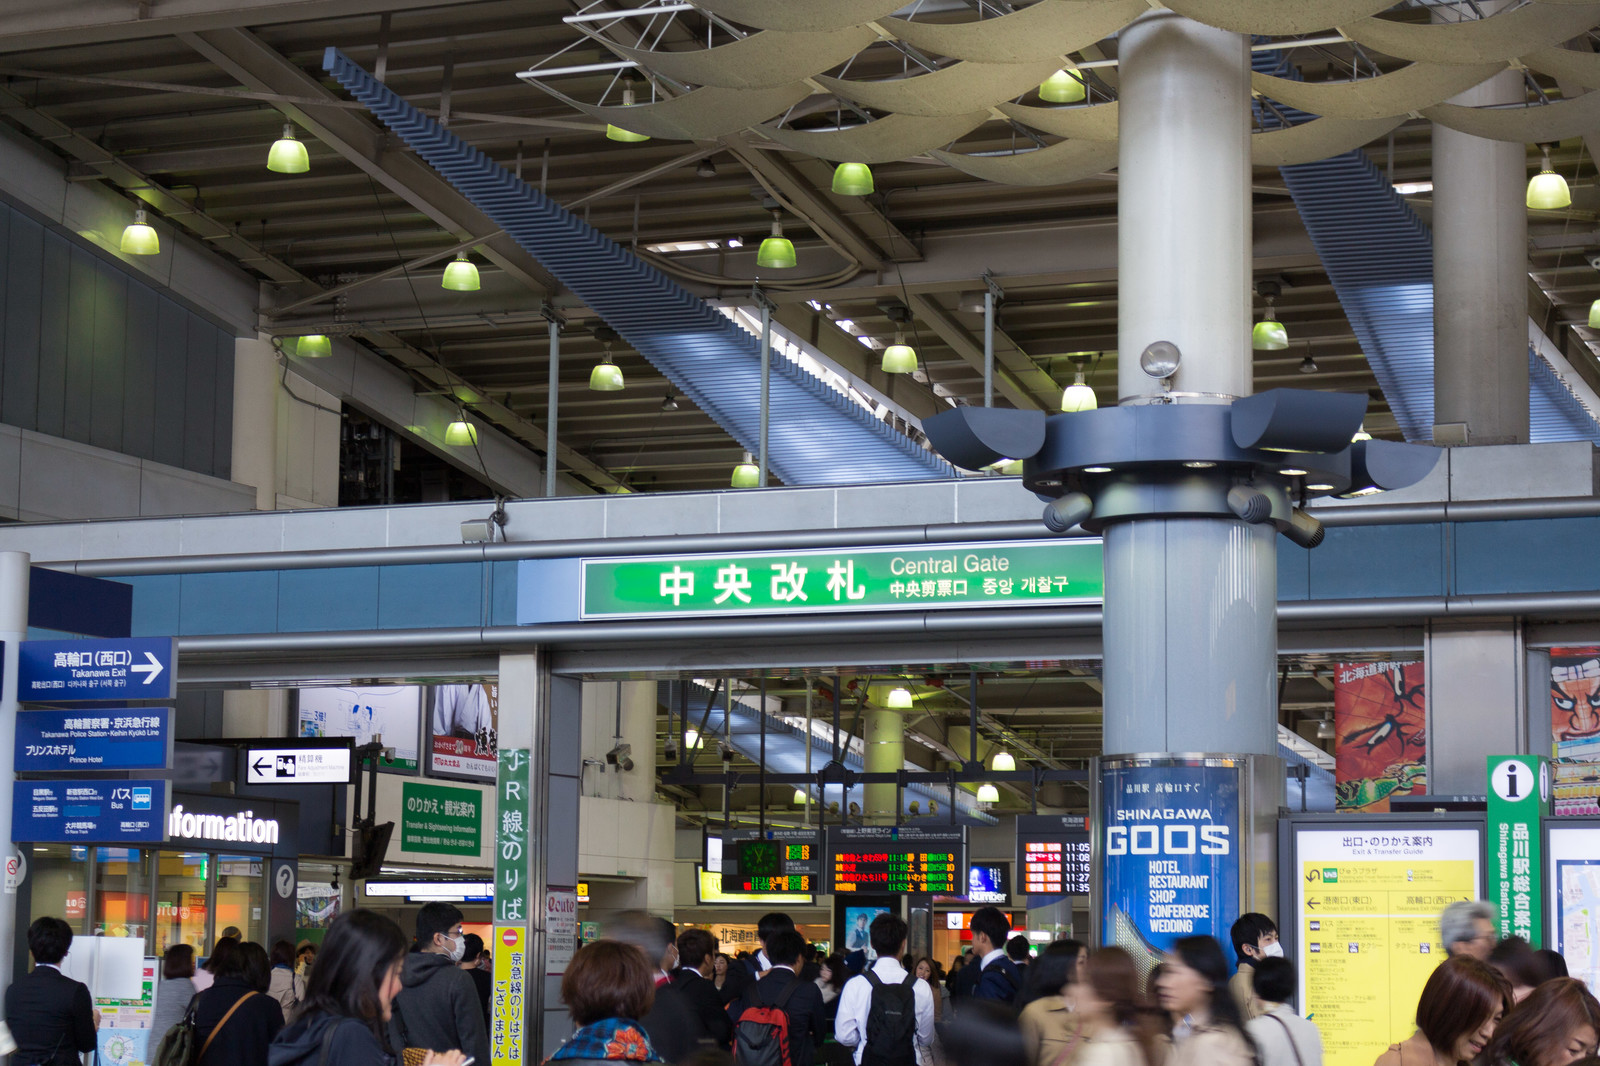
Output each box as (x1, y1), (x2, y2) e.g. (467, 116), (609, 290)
(296, 686), (421, 771)
(1099, 756), (1241, 974)
(842, 906), (890, 953)
(427, 684), (498, 781)
(1548, 823), (1600, 995)
(1334, 662), (1427, 811)
(296, 882), (341, 929)
(1549, 649), (1600, 815)
(1292, 825), (1480, 1066)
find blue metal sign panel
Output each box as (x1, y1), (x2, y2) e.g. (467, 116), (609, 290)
(12, 780), (168, 843)
(17, 638), (176, 701)
(15, 709), (173, 772)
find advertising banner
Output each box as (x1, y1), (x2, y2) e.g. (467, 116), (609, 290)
(1551, 647), (1600, 758)
(1292, 825), (1480, 1066)
(1099, 757), (1241, 971)
(400, 781), (482, 856)
(491, 925), (527, 1066)
(1547, 823), (1600, 995)
(494, 749), (530, 923)
(428, 683), (498, 780)
(1488, 755), (1551, 945)
(296, 686), (421, 771)
(1334, 661), (1427, 811)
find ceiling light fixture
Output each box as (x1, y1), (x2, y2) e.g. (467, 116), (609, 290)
(1279, 467), (1308, 477)
(1253, 282), (1288, 350)
(991, 751), (1016, 772)
(1306, 483), (1335, 491)
(1352, 424), (1372, 442)
(756, 211), (796, 269)
(1083, 465), (1113, 474)
(1184, 460), (1216, 469)
(726, 236), (744, 249)
(120, 209), (160, 255)
(1588, 299), (1600, 328)
(660, 392), (679, 412)
(295, 334), (332, 358)
(886, 687), (914, 710)
(605, 86), (651, 143)
(793, 788), (809, 805)
(731, 451), (759, 488)
(683, 728), (703, 749)
(1299, 353), (1319, 374)
(589, 336), (624, 391)
(881, 329), (917, 374)
(1527, 144), (1571, 210)
(267, 123), (310, 174)
(1061, 356), (1097, 412)
(696, 158), (716, 179)
(975, 783), (1001, 804)
(831, 162), (874, 197)
(444, 413), (478, 446)
(1039, 68), (1086, 104)
(441, 252), (480, 292)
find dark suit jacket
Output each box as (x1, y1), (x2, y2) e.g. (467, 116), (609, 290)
(194, 976), (287, 1066)
(643, 977), (702, 1064)
(672, 967), (731, 1048)
(738, 968), (824, 1066)
(4, 966), (97, 1066)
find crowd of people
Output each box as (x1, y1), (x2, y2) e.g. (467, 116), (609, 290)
(5, 895), (1600, 1066)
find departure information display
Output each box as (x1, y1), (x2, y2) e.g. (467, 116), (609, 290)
(1016, 814), (1091, 896)
(723, 828), (822, 893)
(827, 826), (967, 893)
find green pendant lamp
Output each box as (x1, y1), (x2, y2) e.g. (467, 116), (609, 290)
(120, 209), (160, 255)
(731, 451), (759, 488)
(441, 252), (480, 291)
(1061, 369), (1097, 412)
(1252, 291), (1288, 351)
(756, 211), (796, 269)
(295, 334), (332, 358)
(267, 124), (310, 174)
(1527, 145), (1571, 210)
(831, 162), (875, 196)
(444, 415), (478, 446)
(881, 330), (917, 374)
(589, 346), (624, 391)
(1039, 69), (1086, 104)
(1589, 299), (1600, 329)
(886, 687), (914, 710)
(605, 86), (651, 143)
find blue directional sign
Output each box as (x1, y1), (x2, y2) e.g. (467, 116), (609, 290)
(13, 780), (168, 843)
(18, 638), (176, 702)
(16, 709), (173, 772)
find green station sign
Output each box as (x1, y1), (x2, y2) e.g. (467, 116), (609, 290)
(401, 780), (482, 857)
(578, 539), (1104, 620)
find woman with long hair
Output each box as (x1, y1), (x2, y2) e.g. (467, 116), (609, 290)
(1077, 947), (1166, 1066)
(1019, 941), (1087, 1066)
(1373, 956), (1511, 1066)
(1155, 936), (1253, 1066)
(269, 910), (468, 1066)
(1483, 977), (1600, 1066)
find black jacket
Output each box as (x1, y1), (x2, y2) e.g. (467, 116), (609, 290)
(271, 1013), (395, 1066)
(194, 977), (287, 1066)
(468, 966), (492, 1027)
(4, 966), (96, 1066)
(672, 967), (731, 1048)
(387, 951), (491, 1066)
(738, 968), (824, 1066)
(641, 978), (702, 1064)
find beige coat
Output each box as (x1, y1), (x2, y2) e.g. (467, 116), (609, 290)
(1020, 996), (1084, 1066)
(1168, 1024), (1254, 1066)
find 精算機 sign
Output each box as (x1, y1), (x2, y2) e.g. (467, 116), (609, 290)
(1099, 757), (1241, 964)
(15, 709), (172, 772)
(18, 638), (176, 701)
(13, 780), (168, 843)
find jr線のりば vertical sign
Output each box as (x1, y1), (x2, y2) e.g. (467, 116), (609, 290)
(493, 748), (530, 1066)
(1487, 755), (1551, 945)
(1099, 755), (1242, 973)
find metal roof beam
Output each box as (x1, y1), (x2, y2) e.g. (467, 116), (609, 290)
(906, 293), (1056, 411)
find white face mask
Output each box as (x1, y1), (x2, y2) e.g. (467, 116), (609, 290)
(445, 934), (466, 963)
(1260, 941), (1284, 959)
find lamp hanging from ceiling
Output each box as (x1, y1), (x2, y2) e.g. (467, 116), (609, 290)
(1588, 299), (1600, 329)
(683, 728), (703, 749)
(731, 451), (760, 488)
(991, 750), (1016, 772)
(441, 252), (480, 291)
(831, 162), (875, 197)
(1253, 282), (1288, 350)
(1061, 357), (1097, 412)
(267, 123), (310, 174)
(605, 85), (651, 143)
(792, 788), (809, 805)
(120, 209), (160, 255)
(975, 783), (1000, 804)
(295, 334), (332, 358)
(589, 352), (624, 391)
(881, 329), (917, 374)
(1039, 69), (1086, 104)
(1527, 145), (1571, 210)
(1299, 351), (1319, 374)
(444, 413), (478, 446)
(886, 687), (914, 710)
(756, 211), (796, 269)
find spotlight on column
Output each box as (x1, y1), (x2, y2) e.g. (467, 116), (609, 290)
(1042, 492), (1092, 533)
(1226, 486), (1272, 524)
(1282, 509), (1325, 549)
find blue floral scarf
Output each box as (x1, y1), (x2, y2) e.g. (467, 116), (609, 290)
(545, 1019), (662, 1063)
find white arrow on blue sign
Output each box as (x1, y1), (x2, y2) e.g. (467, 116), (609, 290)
(17, 639), (177, 702)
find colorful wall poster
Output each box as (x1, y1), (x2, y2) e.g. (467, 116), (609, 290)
(1552, 648), (1600, 756)
(428, 683), (498, 780)
(296, 881), (340, 928)
(296, 686), (421, 771)
(1334, 661), (1427, 811)
(95, 956), (157, 1066)
(1548, 824), (1600, 996)
(1099, 757), (1241, 973)
(1293, 827), (1480, 1066)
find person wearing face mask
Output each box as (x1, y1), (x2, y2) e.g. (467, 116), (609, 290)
(1372, 956), (1511, 1066)
(1227, 913), (1282, 1022)
(386, 902), (490, 1066)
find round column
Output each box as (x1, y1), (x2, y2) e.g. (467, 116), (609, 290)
(864, 707), (903, 823)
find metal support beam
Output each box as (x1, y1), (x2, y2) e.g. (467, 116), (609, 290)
(754, 286), (776, 486)
(545, 307), (563, 498)
(906, 293), (1056, 410)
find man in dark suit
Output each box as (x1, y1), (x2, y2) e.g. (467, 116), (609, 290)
(737, 930), (825, 1066)
(672, 928), (732, 1048)
(5, 916), (98, 1066)
(614, 912), (702, 1063)
(949, 907), (1021, 1007)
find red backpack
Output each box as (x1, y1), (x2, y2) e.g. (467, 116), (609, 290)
(734, 975), (801, 1066)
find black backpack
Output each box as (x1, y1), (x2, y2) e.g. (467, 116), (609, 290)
(734, 974), (801, 1066)
(860, 969), (917, 1066)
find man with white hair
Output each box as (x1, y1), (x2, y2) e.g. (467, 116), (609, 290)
(1440, 900), (1496, 960)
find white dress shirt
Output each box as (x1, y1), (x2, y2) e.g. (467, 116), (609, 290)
(835, 957), (935, 1065)
(979, 947), (1006, 970)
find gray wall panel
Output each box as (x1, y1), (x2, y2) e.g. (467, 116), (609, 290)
(212, 329), (233, 479)
(2, 214), (43, 430)
(122, 284), (158, 461)
(90, 262), (127, 452)
(34, 232), (69, 437)
(151, 298), (189, 469)
(183, 316), (217, 475)
(62, 244), (96, 443)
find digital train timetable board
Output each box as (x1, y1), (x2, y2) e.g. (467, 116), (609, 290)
(1016, 814), (1092, 896)
(827, 826), (967, 894)
(723, 828), (822, 893)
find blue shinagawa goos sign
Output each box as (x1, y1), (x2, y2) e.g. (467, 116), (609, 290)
(13, 779), (168, 843)
(17, 638), (176, 701)
(1099, 756), (1242, 968)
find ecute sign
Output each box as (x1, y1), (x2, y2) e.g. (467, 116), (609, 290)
(168, 804), (281, 846)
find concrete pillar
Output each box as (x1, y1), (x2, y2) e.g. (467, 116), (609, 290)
(0, 553), (27, 992)
(232, 336), (280, 510)
(222, 689), (289, 739)
(1432, 61), (1529, 447)
(1426, 623), (1527, 794)
(1103, 12), (1277, 758)
(864, 708), (903, 823)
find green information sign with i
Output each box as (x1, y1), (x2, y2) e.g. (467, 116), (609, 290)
(1487, 755), (1551, 946)
(578, 539), (1103, 620)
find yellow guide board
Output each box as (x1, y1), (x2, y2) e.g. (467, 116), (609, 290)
(1294, 829), (1480, 1066)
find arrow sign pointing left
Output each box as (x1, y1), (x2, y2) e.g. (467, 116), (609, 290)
(252, 758), (271, 776)
(131, 652), (164, 684)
